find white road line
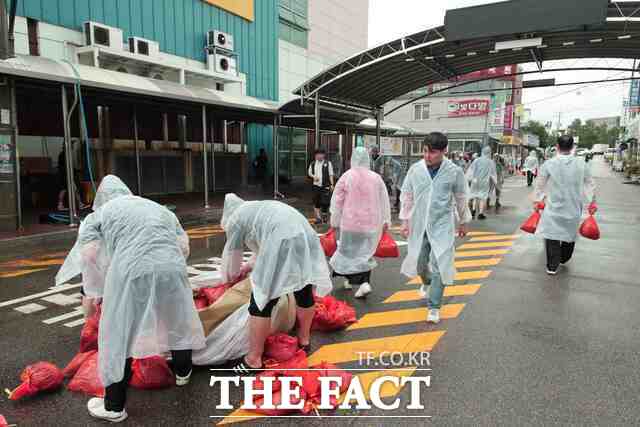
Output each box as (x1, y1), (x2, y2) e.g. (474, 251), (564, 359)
(41, 293), (81, 306)
(43, 309), (83, 324)
(0, 283), (83, 309)
(64, 318), (86, 328)
(14, 303), (47, 314)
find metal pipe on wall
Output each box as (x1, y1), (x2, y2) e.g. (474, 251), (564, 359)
(223, 119), (228, 153)
(11, 79), (22, 230)
(375, 109), (381, 149)
(314, 92), (320, 149)
(133, 107), (142, 196)
(202, 105), (209, 208)
(210, 120), (216, 193)
(273, 115), (280, 198)
(61, 85), (77, 226)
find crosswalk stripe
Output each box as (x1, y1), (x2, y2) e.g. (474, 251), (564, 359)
(216, 368), (418, 425)
(466, 231), (500, 236)
(347, 304), (465, 331)
(468, 235), (519, 242)
(458, 241), (514, 250)
(307, 331), (445, 366)
(0, 283), (83, 309)
(407, 270), (492, 285)
(454, 258), (501, 268)
(455, 249), (509, 258)
(43, 309), (83, 324)
(384, 285), (481, 303)
(64, 318), (86, 328)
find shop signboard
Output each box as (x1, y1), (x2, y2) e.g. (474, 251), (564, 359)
(447, 99), (489, 117)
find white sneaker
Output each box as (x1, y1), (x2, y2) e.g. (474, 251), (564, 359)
(175, 370), (192, 386)
(426, 309), (440, 324)
(546, 268), (558, 275)
(343, 280), (353, 290)
(354, 282), (372, 298)
(418, 284), (428, 299)
(87, 398), (128, 423)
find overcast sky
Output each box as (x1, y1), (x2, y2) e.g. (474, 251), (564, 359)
(368, 0), (632, 128)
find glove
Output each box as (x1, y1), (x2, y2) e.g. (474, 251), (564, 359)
(588, 202), (598, 215)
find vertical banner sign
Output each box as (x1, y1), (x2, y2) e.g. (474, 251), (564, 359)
(0, 134), (13, 177)
(447, 99), (489, 117)
(503, 103), (514, 131)
(630, 80), (640, 113)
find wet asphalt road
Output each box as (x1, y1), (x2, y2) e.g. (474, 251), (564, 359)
(1, 158), (639, 426)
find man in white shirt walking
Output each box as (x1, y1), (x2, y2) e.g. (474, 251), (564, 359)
(308, 148), (335, 223)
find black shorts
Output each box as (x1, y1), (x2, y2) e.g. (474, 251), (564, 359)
(248, 284), (314, 317)
(312, 186), (330, 209)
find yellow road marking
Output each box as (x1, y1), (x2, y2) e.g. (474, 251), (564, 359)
(217, 368), (418, 425)
(0, 268), (49, 279)
(455, 249), (509, 258)
(347, 304), (465, 331)
(467, 231), (500, 236)
(0, 259), (65, 269)
(384, 285), (481, 303)
(468, 234), (519, 242)
(307, 331), (445, 366)
(458, 241), (514, 250)
(407, 270), (492, 285)
(454, 258), (501, 268)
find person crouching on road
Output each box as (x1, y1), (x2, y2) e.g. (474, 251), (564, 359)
(523, 150), (540, 187)
(219, 194), (332, 373)
(400, 133), (471, 324)
(329, 147), (391, 298)
(70, 175), (205, 423)
(466, 146), (497, 220)
(534, 135), (597, 275)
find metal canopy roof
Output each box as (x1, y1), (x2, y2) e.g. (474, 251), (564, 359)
(294, 1), (640, 111)
(278, 98), (413, 135)
(0, 54), (278, 122)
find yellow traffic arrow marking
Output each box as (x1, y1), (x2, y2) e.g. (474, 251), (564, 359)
(407, 270), (491, 285)
(454, 258), (501, 268)
(458, 241), (514, 250)
(307, 331), (445, 366)
(0, 268), (49, 279)
(455, 249), (509, 258)
(347, 304), (465, 331)
(384, 285), (481, 303)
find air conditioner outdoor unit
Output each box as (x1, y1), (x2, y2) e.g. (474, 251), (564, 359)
(207, 30), (234, 52)
(128, 37), (160, 57)
(83, 21), (123, 50)
(208, 53), (237, 76)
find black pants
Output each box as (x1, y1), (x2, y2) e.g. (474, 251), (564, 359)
(332, 270), (371, 285)
(248, 284), (314, 317)
(104, 350), (192, 412)
(545, 239), (576, 271)
(526, 171), (534, 187)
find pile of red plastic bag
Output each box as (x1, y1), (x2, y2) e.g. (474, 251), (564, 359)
(250, 349), (353, 415)
(6, 361), (64, 400)
(312, 295), (357, 331)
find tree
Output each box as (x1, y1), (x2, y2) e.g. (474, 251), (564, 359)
(564, 118), (623, 149)
(521, 120), (551, 148)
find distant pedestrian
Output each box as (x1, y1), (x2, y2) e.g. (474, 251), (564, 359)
(253, 148), (269, 192)
(523, 150), (539, 187)
(489, 154), (505, 209)
(466, 146), (497, 220)
(308, 149), (334, 223)
(400, 132), (471, 324)
(534, 135), (597, 275)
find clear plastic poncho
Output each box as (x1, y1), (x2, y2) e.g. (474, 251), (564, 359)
(220, 194), (332, 310)
(523, 152), (540, 172)
(534, 155), (596, 242)
(74, 175), (204, 387)
(329, 147), (391, 275)
(466, 146), (497, 200)
(400, 159), (471, 284)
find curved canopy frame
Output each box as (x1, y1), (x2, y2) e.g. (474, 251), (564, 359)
(294, 1), (640, 112)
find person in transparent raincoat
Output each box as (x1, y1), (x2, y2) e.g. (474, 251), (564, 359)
(534, 135), (597, 275)
(219, 194), (332, 372)
(523, 149), (540, 187)
(63, 175), (205, 422)
(329, 147), (391, 298)
(400, 133), (471, 324)
(466, 145), (497, 220)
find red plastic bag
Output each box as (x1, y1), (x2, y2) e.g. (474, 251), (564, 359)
(130, 356), (174, 390)
(374, 231), (399, 258)
(252, 389), (305, 416)
(8, 362), (64, 400)
(0, 414), (7, 427)
(80, 306), (101, 353)
(579, 215), (601, 240)
(200, 284), (232, 306)
(264, 333), (299, 363)
(311, 295), (357, 332)
(263, 349), (309, 373)
(67, 352), (104, 397)
(194, 295), (209, 310)
(301, 362), (353, 412)
(319, 228), (337, 257)
(520, 210), (541, 234)
(63, 350), (97, 378)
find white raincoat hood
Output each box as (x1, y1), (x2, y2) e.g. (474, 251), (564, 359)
(92, 175), (133, 211)
(221, 193), (245, 230)
(351, 146), (371, 169)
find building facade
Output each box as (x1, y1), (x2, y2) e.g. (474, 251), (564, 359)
(385, 65), (524, 156)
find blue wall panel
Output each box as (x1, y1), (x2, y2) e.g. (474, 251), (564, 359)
(19, 0), (279, 101)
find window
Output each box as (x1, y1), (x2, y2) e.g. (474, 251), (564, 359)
(279, 0), (309, 48)
(27, 18), (39, 56)
(413, 103), (430, 121)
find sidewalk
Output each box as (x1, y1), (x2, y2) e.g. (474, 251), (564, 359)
(0, 183), (316, 257)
